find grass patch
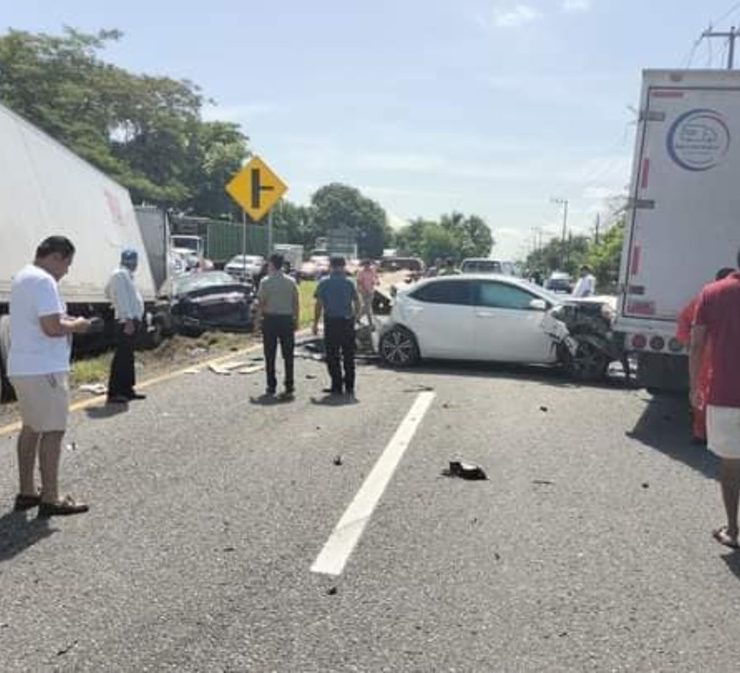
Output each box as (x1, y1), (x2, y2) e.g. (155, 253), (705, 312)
(299, 280), (317, 328)
(70, 353), (112, 387)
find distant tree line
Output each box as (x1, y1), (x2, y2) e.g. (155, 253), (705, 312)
(0, 27), (495, 261)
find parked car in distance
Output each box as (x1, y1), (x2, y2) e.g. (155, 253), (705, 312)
(461, 258), (505, 274)
(300, 253), (331, 280)
(224, 254), (265, 283)
(379, 257), (425, 278)
(378, 274), (614, 380)
(545, 271), (573, 294)
(164, 271), (254, 336)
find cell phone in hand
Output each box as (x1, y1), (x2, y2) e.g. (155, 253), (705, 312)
(87, 317), (105, 334)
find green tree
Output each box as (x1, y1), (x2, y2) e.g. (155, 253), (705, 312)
(310, 183), (390, 258)
(0, 27), (249, 215)
(440, 211), (494, 260)
(420, 224), (459, 262)
(587, 219), (625, 291)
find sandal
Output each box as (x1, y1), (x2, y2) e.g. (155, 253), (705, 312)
(712, 526), (740, 549)
(38, 495), (89, 518)
(13, 492), (41, 512)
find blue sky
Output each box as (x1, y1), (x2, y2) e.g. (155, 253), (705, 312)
(4, 1), (740, 258)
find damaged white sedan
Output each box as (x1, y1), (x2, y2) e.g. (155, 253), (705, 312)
(377, 274), (618, 382)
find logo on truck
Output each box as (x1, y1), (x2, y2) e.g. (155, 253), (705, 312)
(667, 108), (730, 171)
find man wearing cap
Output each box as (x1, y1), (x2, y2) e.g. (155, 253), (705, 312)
(313, 256), (361, 397)
(106, 248), (145, 404)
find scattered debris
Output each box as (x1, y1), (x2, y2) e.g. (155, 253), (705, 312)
(56, 640), (78, 656)
(222, 546), (236, 552)
(494, 553), (501, 561)
(188, 347), (208, 357)
(333, 455), (343, 466)
(441, 402), (454, 410)
(66, 442), (77, 452)
(327, 586), (338, 596)
(471, 517), (479, 525)
(208, 364), (233, 376)
(533, 479), (554, 486)
(442, 461), (488, 481)
(315, 426), (321, 431)
(183, 368), (201, 375)
(403, 385), (434, 393)
(305, 374), (317, 380)
(79, 383), (107, 395)
(642, 482), (650, 489)
(539, 406), (549, 413)
(236, 364), (264, 375)
(0, 622), (8, 628)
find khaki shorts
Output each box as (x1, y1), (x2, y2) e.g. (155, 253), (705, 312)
(10, 373), (70, 433)
(707, 405), (740, 459)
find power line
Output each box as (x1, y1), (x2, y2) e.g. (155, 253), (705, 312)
(713, 1), (740, 26)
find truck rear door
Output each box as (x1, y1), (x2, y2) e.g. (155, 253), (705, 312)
(621, 71), (740, 323)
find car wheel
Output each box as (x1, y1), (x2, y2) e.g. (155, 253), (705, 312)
(565, 338), (610, 382)
(379, 326), (419, 367)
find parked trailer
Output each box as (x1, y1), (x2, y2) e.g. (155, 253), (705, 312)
(0, 102), (164, 399)
(615, 69), (740, 391)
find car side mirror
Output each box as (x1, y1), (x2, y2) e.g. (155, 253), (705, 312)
(529, 299), (548, 311)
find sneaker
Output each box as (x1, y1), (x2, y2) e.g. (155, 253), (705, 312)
(126, 392), (147, 401)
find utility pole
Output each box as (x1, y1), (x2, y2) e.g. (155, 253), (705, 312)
(551, 197), (569, 269)
(594, 213), (601, 246)
(702, 26), (739, 68)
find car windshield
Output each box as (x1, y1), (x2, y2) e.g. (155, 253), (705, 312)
(461, 260), (501, 273)
(228, 255), (262, 265)
(516, 280), (560, 304)
(174, 272), (237, 294)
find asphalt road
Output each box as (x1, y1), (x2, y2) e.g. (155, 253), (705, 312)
(1, 349), (739, 672)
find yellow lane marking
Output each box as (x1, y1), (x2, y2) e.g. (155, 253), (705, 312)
(0, 344), (263, 438)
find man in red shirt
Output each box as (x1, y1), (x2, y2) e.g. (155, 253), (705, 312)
(691, 254), (740, 548)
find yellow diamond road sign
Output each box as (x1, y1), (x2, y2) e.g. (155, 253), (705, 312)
(226, 156), (288, 221)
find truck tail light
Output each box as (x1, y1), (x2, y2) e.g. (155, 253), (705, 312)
(632, 334), (647, 350)
(650, 336), (665, 351)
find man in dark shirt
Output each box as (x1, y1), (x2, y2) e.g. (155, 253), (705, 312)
(691, 252), (740, 548)
(313, 256), (360, 397)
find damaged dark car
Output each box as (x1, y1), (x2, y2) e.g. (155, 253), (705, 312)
(165, 271), (254, 336)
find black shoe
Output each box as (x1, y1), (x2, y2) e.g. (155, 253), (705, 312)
(127, 392), (147, 401)
(345, 389), (356, 399)
(106, 395), (130, 405)
(322, 387), (342, 395)
(265, 388), (276, 397)
(278, 389), (295, 400)
(14, 492), (41, 512)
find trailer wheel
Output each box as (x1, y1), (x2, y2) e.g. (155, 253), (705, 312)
(0, 315), (15, 402)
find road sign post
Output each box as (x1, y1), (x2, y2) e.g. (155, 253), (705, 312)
(226, 155), (287, 259)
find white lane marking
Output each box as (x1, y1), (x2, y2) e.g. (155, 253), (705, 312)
(311, 391), (436, 576)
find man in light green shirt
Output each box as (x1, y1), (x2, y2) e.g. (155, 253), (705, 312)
(257, 253), (300, 398)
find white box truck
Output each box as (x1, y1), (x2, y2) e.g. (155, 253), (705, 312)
(0, 102), (167, 398)
(615, 69), (740, 391)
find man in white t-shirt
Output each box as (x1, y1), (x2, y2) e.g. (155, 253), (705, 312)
(572, 265), (596, 298)
(8, 236), (92, 517)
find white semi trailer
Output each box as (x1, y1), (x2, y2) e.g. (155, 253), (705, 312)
(0, 102), (167, 398)
(615, 69), (740, 391)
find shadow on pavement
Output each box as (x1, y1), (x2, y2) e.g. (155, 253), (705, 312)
(84, 404), (129, 420)
(398, 359), (632, 391)
(0, 510), (56, 563)
(720, 550), (740, 580)
(249, 394), (295, 406)
(310, 394), (359, 407)
(627, 393), (718, 480)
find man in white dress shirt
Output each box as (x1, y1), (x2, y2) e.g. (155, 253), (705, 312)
(105, 248), (145, 404)
(572, 265), (596, 298)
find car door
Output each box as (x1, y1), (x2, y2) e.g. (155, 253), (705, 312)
(402, 279), (475, 358)
(472, 280), (557, 363)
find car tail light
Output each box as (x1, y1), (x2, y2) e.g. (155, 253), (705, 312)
(668, 338), (684, 353)
(650, 336), (665, 351)
(632, 334), (647, 350)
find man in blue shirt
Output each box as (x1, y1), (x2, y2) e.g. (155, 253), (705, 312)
(313, 257), (360, 396)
